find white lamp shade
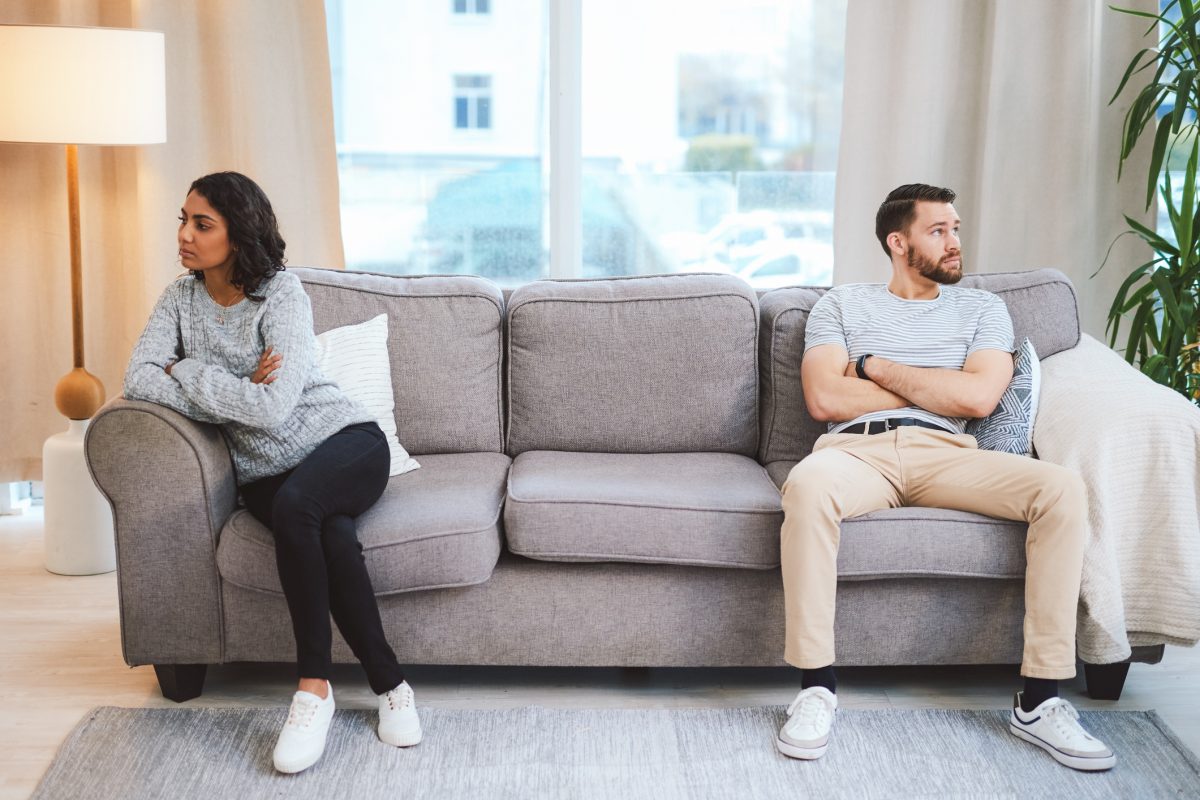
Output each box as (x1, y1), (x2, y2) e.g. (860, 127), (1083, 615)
(0, 25), (165, 145)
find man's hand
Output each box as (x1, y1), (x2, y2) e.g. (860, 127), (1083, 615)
(164, 360), (175, 376)
(251, 346), (283, 385)
(844, 359), (858, 378)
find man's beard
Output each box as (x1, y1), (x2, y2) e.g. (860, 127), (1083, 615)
(908, 248), (963, 285)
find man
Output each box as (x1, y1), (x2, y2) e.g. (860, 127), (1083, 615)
(775, 184), (1114, 771)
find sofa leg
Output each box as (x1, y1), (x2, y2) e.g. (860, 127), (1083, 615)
(154, 664), (208, 703)
(1084, 661), (1131, 701)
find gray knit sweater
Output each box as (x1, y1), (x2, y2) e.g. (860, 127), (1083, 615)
(123, 270), (373, 485)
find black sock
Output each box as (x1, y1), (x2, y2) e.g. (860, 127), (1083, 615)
(1021, 678), (1058, 712)
(801, 665), (837, 694)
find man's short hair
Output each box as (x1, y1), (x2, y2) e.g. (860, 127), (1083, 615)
(875, 184), (957, 257)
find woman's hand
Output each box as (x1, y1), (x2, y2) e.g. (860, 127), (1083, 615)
(252, 346), (283, 385)
(164, 360), (174, 376)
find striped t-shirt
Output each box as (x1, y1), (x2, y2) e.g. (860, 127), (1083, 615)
(803, 283), (1015, 434)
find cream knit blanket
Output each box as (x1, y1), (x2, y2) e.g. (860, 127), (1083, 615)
(1034, 334), (1200, 663)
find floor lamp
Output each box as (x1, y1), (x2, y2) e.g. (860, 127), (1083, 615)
(0, 25), (165, 575)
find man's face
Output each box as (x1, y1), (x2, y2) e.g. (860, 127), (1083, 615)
(902, 201), (963, 285)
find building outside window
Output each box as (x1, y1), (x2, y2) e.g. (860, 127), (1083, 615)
(326, 0), (846, 287)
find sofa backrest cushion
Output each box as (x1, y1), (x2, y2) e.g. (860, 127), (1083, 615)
(294, 268), (505, 455)
(758, 268), (1081, 463)
(506, 273), (760, 456)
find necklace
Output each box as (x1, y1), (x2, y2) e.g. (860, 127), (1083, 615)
(210, 289), (244, 325)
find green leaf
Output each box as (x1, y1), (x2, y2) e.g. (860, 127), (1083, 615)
(1124, 212), (1179, 254)
(1145, 353), (1169, 378)
(1125, 301), (1153, 364)
(1109, 259), (1160, 317)
(1174, 70), (1197, 131)
(1165, 320), (1185, 363)
(1152, 268), (1189, 328)
(1111, 4), (1170, 25)
(1183, 3), (1200, 50)
(1164, 169), (1183, 233)
(1112, 47), (1155, 104)
(1123, 211), (1180, 255)
(1149, 116), (1175, 208)
(1122, 279), (1161, 313)
(1124, 85), (1165, 164)
(1152, 37), (1179, 80)
(1178, 138), (1200, 252)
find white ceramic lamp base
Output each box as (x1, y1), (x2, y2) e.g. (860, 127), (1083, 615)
(43, 419), (115, 575)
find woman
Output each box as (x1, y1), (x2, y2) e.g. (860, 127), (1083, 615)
(123, 171), (420, 774)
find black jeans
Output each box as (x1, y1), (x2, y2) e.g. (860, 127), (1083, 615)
(240, 421), (405, 695)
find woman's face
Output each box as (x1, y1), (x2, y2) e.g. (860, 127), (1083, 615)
(178, 191), (234, 273)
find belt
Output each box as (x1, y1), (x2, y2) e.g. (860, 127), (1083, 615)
(839, 417), (953, 435)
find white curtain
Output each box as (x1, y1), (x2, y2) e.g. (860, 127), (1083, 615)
(835, 0), (1157, 340)
(0, 0), (345, 482)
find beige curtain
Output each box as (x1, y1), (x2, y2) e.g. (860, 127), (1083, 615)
(835, 0), (1157, 340)
(0, 0), (344, 482)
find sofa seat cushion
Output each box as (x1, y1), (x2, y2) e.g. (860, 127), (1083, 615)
(767, 460), (1028, 579)
(504, 451), (784, 569)
(217, 452), (511, 595)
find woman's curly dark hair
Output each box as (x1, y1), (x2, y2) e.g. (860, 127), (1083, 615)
(187, 172), (286, 301)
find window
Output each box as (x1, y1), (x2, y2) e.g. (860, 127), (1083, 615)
(325, 0), (847, 287)
(454, 75), (492, 130)
(579, 0), (845, 281)
(453, 0), (490, 14)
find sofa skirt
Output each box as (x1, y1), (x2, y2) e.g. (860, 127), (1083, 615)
(219, 552), (1027, 667)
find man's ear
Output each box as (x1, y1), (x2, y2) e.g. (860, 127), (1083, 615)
(887, 231), (906, 256)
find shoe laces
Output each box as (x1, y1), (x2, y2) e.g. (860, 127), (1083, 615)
(385, 684), (412, 712)
(787, 690), (832, 729)
(286, 694), (321, 729)
(1040, 698), (1095, 744)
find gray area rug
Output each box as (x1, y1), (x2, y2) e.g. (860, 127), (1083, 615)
(32, 706), (1200, 799)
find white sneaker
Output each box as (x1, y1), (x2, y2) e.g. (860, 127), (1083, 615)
(1009, 692), (1116, 771)
(776, 686), (837, 760)
(378, 680), (423, 747)
(273, 683), (336, 774)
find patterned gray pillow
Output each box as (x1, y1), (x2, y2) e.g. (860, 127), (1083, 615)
(966, 337), (1040, 456)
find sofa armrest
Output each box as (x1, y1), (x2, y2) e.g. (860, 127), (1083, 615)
(85, 398), (236, 666)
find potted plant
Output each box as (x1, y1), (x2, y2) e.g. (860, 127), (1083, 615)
(1107, 0), (1200, 403)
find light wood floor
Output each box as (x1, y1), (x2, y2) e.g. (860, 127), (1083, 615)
(3, 507), (1198, 798)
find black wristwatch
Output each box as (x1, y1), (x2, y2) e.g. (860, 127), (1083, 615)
(855, 353), (873, 380)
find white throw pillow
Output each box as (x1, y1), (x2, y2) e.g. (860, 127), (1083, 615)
(314, 313), (419, 477)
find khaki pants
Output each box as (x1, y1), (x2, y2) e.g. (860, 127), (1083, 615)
(780, 427), (1086, 680)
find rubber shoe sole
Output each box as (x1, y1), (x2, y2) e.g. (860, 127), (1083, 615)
(273, 733), (328, 774)
(1008, 723), (1116, 771)
(379, 723), (423, 748)
(775, 734), (827, 760)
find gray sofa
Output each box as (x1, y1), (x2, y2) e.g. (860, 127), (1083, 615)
(84, 267), (1163, 703)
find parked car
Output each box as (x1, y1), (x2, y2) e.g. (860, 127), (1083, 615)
(736, 240), (834, 288)
(703, 210), (788, 264)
